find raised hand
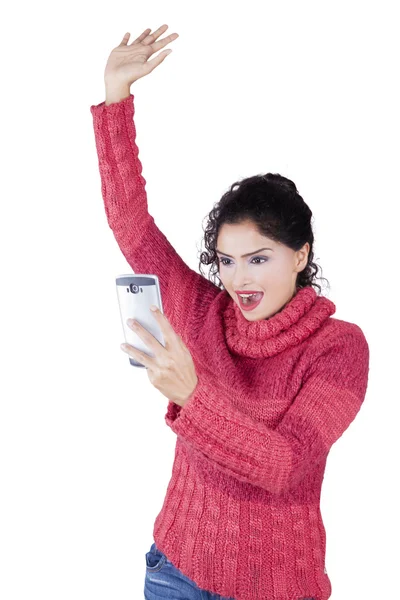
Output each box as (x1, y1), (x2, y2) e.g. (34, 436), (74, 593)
(104, 24), (179, 88)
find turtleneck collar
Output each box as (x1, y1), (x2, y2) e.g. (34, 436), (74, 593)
(222, 285), (336, 359)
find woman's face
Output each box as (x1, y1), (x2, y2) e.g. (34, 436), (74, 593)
(216, 221), (309, 321)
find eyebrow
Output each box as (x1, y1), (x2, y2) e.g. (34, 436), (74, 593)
(215, 247), (274, 258)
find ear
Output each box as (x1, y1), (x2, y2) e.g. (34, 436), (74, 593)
(295, 242), (310, 271)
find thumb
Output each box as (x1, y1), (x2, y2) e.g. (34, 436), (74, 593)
(145, 48), (173, 72)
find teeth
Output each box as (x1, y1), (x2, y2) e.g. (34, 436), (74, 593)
(239, 293), (259, 298)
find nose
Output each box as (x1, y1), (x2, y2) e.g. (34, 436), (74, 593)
(233, 282), (255, 291)
(233, 277), (254, 289)
(232, 273), (254, 290)
(229, 263), (257, 291)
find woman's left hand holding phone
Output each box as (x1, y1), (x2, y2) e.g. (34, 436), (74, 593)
(120, 306), (199, 407)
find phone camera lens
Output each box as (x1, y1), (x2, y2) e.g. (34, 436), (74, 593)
(130, 284), (139, 294)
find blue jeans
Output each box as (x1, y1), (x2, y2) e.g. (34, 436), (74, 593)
(144, 541), (235, 599)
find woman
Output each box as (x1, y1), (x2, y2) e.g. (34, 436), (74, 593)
(90, 25), (370, 600)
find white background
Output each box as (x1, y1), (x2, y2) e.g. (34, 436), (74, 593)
(1, 1), (399, 599)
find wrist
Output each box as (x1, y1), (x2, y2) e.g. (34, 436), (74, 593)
(104, 82), (132, 106)
(183, 376), (199, 406)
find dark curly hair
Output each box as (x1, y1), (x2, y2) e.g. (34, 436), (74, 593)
(198, 173), (330, 295)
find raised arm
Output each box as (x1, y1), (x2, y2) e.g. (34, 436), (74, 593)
(90, 93), (218, 342)
(166, 328), (370, 494)
(90, 26), (219, 343)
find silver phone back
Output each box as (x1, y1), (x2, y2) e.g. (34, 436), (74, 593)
(116, 274), (165, 368)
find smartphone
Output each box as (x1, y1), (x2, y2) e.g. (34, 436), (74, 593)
(116, 274), (165, 368)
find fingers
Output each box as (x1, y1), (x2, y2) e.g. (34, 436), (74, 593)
(141, 24), (169, 46)
(144, 48), (173, 74)
(119, 24), (167, 48)
(150, 32), (179, 55)
(121, 343), (151, 368)
(126, 28), (152, 46)
(120, 25), (179, 54)
(128, 318), (166, 351)
(150, 309), (181, 345)
(119, 32), (130, 45)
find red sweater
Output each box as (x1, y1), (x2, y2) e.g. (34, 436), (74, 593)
(90, 93), (370, 600)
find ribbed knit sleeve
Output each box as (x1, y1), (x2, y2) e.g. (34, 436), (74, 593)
(89, 93), (217, 341)
(167, 329), (370, 494)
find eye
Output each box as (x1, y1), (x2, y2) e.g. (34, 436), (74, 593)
(218, 256), (268, 266)
(252, 257), (267, 264)
(219, 257), (231, 266)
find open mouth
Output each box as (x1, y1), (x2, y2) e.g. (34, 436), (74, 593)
(237, 292), (264, 308)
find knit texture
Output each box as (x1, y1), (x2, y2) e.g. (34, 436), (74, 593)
(90, 93), (370, 600)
